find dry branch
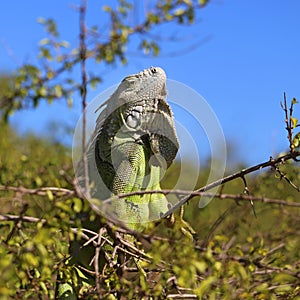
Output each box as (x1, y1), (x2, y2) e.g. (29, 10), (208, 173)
(1, 150), (299, 227)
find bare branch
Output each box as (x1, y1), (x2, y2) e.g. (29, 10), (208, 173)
(94, 227), (106, 298)
(0, 214), (46, 223)
(100, 151), (300, 217)
(79, 0), (90, 199)
(209, 192), (300, 207)
(281, 93), (300, 158)
(161, 151), (300, 217)
(281, 93), (293, 151)
(241, 174), (257, 217)
(0, 185), (75, 197)
(272, 165), (300, 192)
(166, 294), (198, 299)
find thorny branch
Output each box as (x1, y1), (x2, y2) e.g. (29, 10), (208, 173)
(96, 150), (299, 218)
(162, 151), (300, 218)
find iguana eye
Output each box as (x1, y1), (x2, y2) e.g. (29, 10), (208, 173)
(127, 79), (135, 85)
(121, 77), (136, 89)
(150, 67), (157, 74)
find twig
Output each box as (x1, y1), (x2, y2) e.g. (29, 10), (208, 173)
(115, 232), (151, 261)
(281, 93), (300, 159)
(104, 190), (300, 208)
(202, 206), (235, 247)
(166, 294), (198, 299)
(0, 185), (75, 197)
(4, 203), (28, 243)
(94, 227), (105, 299)
(79, 0), (90, 199)
(261, 243), (285, 261)
(0, 214), (46, 224)
(211, 192), (300, 207)
(241, 175), (257, 217)
(161, 152), (300, 218)
(99, 151), (300, 217)
(272, 165), (300, 192)
(281, 93), (294, 151)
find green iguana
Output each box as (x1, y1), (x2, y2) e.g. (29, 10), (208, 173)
(88, 66), (179, 225)
(57, 67), (180, 298)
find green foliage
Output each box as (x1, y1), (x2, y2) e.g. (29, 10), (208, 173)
(290, 98), (300, 150)
(0, 124), (78, 298)
(0, 123), (299, 298)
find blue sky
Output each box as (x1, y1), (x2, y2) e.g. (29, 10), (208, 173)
(1, 0), (300, 166)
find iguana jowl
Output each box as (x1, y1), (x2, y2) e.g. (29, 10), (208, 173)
(87, 66), (179, 226)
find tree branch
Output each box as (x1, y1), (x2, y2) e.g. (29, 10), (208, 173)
(100, 151), (300, 217)
(161, 151), (300, 217)
(79, 0), (90, 199)
(0, 185), (75, 197)
(1, 151), (299, 225)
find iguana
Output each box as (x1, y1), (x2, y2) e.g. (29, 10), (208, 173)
(57, 67), (180, 298)
(88, 66), (179, 225)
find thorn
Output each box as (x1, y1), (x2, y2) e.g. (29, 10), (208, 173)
(250, 198), (257, 218)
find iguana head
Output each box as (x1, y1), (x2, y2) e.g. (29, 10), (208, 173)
(97, 67), (167, 119)
(95, 66), (179, 167)
(117, 66), (167, 104)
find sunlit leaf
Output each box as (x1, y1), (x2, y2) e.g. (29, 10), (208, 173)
(292, 132), (300, 148)
(291, 117), (298, 128)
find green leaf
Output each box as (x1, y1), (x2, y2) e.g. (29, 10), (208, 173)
(195, 276), (216, 297)
(291, 117), (298, 128)
(103, 5), (112, 12)
(89, 76), (101, 89)
(54, 85), (63, 98)
(38, 86), (47, 97)
(46, 190), (54, 201)
(292, 132), (300, 148)
(73, 198), (82, 213)
(37, 17), (46, 24)
(59, 40), (70, 48)
(199, 0), (209, 6)
(39, 38), (50, 46)
(35, 176), (43, 187)
(67, 97), (73, 108)
(151, 42), (160, 56)
(273, 273), (298, 283)
(23, 252), (39, 268)
(174, 8), (186, 16)
(47, 70), (54, 79)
